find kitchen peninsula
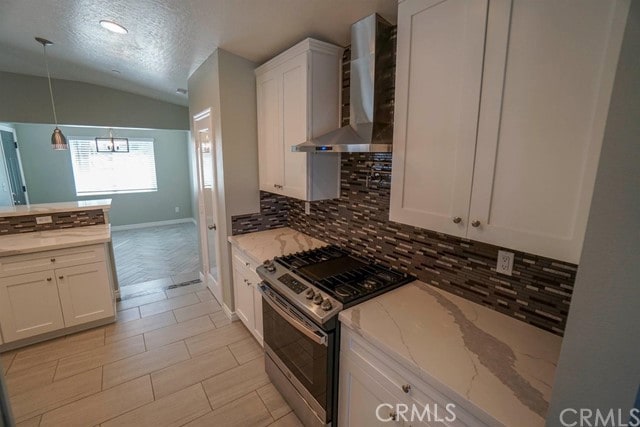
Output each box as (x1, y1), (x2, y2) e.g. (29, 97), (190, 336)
(0, 200), (117, 351)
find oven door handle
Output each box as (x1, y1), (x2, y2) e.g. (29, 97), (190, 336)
(259, 283), (328, 346)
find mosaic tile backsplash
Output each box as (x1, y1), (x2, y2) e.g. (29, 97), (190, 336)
(231, 31), (576, 335)
(0, 209), (106, 235)
(231, 154), (577, 336)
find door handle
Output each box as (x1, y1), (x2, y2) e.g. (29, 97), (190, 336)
(208, 224), (217, 230)
(58, 276), (64, 280)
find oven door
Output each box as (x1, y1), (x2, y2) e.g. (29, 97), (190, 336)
(259, 282), (334, 422)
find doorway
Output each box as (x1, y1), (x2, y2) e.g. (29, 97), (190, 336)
(193, 109), (223, 303)
(0, 125), (28, 206)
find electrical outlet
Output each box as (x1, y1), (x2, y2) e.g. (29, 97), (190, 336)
(35, 216), (52, 225)
(304, 202), (311, 215)
(175, 207), (180, 213)
(496, 250), (514, 276)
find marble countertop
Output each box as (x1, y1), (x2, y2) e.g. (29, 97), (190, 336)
(340, 281), (562, 427)
(0, 224), (111, 256)
(0, 199), (112, 217)
(228, 227), (327, 264)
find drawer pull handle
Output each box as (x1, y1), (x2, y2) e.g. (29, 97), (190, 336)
(50, 258), (56, 262)
(402, 384), (411, 393)
(46, 277), (52, 282)
(58, 276), (64, 280)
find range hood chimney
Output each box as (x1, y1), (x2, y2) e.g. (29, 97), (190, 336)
(293, 14), (396, 153)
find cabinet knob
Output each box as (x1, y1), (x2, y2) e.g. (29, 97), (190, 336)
(452, 217), (462, 224)
(471, 220), (481, 228)
(58, 276), (64, 280)
(245, 262), (250, 267)
(389, 411), (397, 421)
(50, 258), (56, 262)
(401, 384), (411, 393)
(46, 277), (52, 282)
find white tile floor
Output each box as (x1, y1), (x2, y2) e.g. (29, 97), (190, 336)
(0, 282), (303, 427)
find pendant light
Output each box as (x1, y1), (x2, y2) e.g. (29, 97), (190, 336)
(35, 37), (68, 150)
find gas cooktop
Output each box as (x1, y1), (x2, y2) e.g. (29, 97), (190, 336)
(274, 245), (412, 304)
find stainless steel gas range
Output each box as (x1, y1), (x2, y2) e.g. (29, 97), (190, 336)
(257, 245), (413, 427)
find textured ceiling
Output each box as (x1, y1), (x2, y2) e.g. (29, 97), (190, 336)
(0, 0), (397, 106)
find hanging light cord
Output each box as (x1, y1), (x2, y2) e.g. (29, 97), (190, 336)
(42, 43), (59, 127)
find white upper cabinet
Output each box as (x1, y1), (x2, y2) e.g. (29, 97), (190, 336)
(256, 39), (343, 201)
(391, 0), (630, 263)
(390, 0), (488, 238)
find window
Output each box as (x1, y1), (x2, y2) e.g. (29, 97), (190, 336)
(69, 138), (158, 196)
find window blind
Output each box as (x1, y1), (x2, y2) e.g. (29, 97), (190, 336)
(69, 138), (158, 196)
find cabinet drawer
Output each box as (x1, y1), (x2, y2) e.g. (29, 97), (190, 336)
(231, 247), (261, 284)
(341, 327), (489, 426)
(0, 244), (106, 278)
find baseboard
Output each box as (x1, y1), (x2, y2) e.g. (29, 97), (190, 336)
(111, 218), (194, 231)
(223, 303), (239, 322)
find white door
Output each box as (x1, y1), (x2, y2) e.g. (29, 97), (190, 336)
(0, 270), (64, 342)
(468, 0), (629, 263)
(232, 265), (254, 330)
(280, 53), (309, 200)
(339, 357), (405, 426)
(390, 0), (488, 237)
(252, 284), (263, 346)
(56, 262), (114, 327)
(257, 68), (284, 194)
(194, 109), (223, 303)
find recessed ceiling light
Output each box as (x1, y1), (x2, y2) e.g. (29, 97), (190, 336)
(176, 88), (188, 95)
(100, 20), (128, 34)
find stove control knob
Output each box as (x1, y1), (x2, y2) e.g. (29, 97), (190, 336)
(263, 260), (276, 273)
(305, 289), (315, 300)
(321, 299), (333, 311)
(313, 294), (323, 305)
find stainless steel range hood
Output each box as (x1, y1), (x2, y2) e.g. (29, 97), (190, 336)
(293, 14), (395, 153)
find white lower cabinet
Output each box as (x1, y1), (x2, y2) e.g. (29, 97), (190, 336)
(56, 262), (113, 327)
(0, 270), (65, 342)
(231, 247), (263, 346)
(0, 244), (115, 346)
(339, 326), (487, 427)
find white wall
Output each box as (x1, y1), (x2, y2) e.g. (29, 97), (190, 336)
(188, 49), (259, 308)
(547, 2), (640, 424)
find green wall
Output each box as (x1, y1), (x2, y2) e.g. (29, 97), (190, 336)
(13, 124), (193, 226)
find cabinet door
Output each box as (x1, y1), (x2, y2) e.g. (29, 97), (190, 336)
(0, 270), (64, 342)
(257, 68), (284, 193)
(390, 0), (488, 237)
(339, 356), (405, 426)
(280, 53), (309, 200)
(56, 262), (114, 327)
(232, 264), (254, 330)
(252, 283), (263, 346)
(468, 0), (629, 263)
